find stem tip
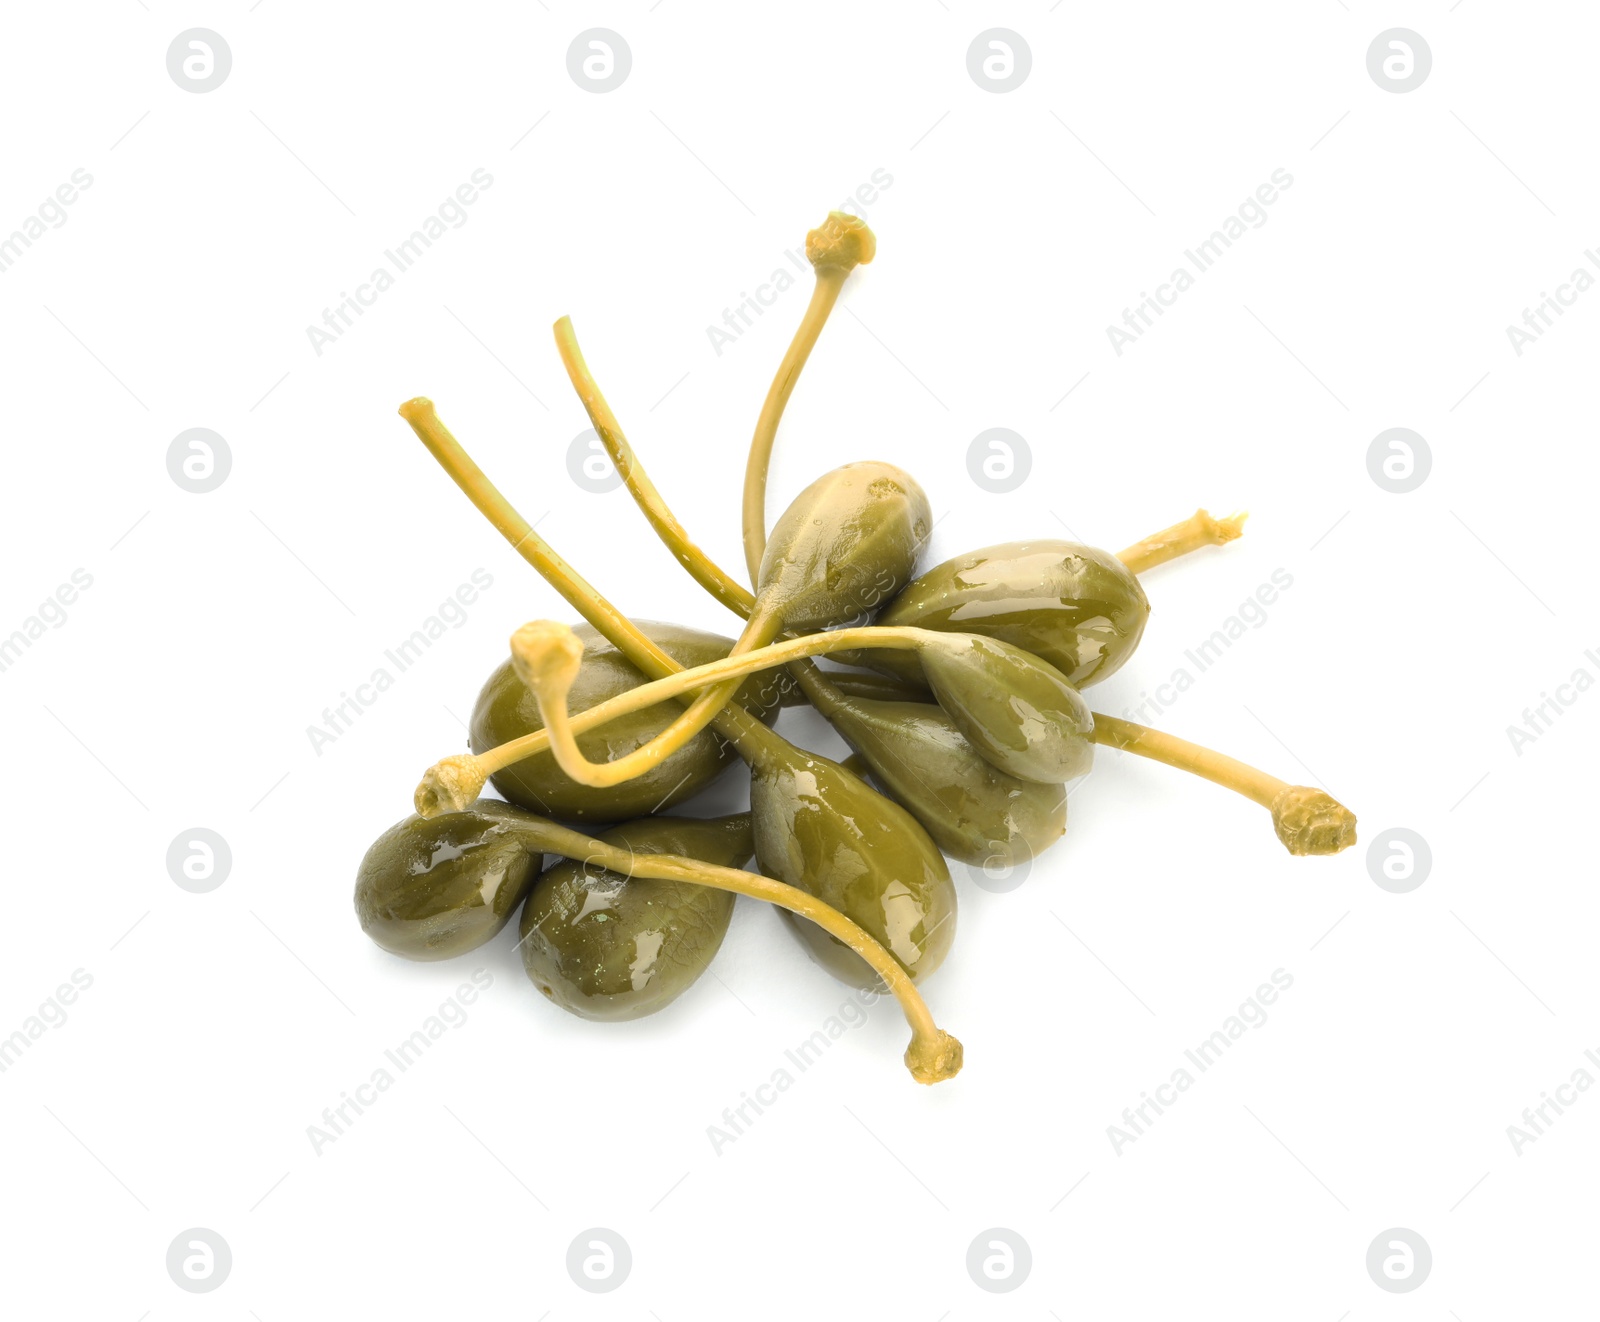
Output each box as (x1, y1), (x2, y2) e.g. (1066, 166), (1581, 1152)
(415, 754), (486, 819)
(510, 620), (584, 701)
(806, 211), (876, 272)
(905, 1029), (964, 1084)
(1270, 786), (1357, 856)
(1207, 508), (1249, 542)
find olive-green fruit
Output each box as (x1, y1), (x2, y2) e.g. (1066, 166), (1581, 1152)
(853, 540), (1149, 689)
(747, 744), (956, 988)
(804, 676), (1067, 867)
(518, 814), (752, 1022)
(755, 462), (931, 634)
(919, 635), (1095, 784)
(471, 621), (782, 823)
(356, 801), (541, 961)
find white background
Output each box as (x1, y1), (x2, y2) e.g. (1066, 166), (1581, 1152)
(1, 2), (1595, 1317)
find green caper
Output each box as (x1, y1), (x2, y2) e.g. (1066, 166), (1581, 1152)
(754, 461), (931, 634)
(855, 540), (1150, 689)
(918, 633), (1095, 784)
(380, 206), (1361, 1092)
(796, 663), (1066, 867)
(518, 814), (753, 1022)
(747, 741), (957, 988)
(355, 801), (540, 961)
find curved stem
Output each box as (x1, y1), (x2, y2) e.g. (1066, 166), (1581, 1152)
(426, 624), (936, 803)
(1089, 713), (1356, 857)
(538, 349), (936, 725)
(398, 397), (772, 763)
(543, 334), (938, 730)
(537, 588), (783, 792)
(549, 312), (779, 772)
(742, 268), (849, 583)
(1118, 508), (1248, 575)
(553, 316), (757, 617)
(544, 672), (753, 788)
(519, 816), (960, 1083)
(526, 625), (927, 784)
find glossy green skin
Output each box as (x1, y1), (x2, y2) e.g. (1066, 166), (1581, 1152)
(748, 745), (956, 988)
(356, 801), (540, 961)
(470, 621), (782, 824)
(816, 692), (1067, 867)
(519, 814), (752, 1022)
(856, 540), (1150, 689)
(757, 462), (932, 633)
(920, 635), (1095, 784)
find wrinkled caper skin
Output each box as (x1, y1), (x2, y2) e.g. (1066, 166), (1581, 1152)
(815, 695), (1068, 868)
(518, 814), (752, 1022)
(470, 621), (782, 824)
(919, 635), (1096, 784)
(757, 462), (932, 633)
(855, 540), (1149, 689)
(748, 747), (956, 988)
(356, 801), (541, 961)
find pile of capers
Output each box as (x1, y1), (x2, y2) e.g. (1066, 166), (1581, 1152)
(354, 212), (1356, 1084)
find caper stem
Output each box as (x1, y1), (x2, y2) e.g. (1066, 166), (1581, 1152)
(397, 397), (774, 765)
(537, 349), (933, 731)
(400, 398), (666, 664)
(553, 316), (757, 617)
(741, 267), (850, 583)
(401, 396), (787, 777)
(515, 590), (785, 791)
(534, 356), (928, 731)
(1090, 712), (1282, 806)
(522, 661), (753, 789)
(455, 623), (937, 788)
(1117, 508), (1248, 574)
(1089, 713), (1357, 856)
(551, 314), (791, 772)
(786, 656), (860, 719)
(518, 816), (961, 1084)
